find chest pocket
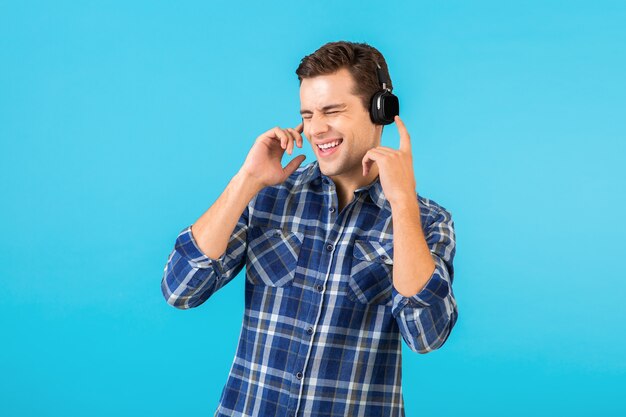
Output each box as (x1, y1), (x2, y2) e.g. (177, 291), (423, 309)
(348, 239), (394, 306)
(246, 226), (304, 287)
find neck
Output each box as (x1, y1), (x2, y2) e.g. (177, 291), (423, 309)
(329, 163), (379, 211)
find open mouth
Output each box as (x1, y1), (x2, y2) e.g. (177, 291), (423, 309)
(317, 139), (343, 156)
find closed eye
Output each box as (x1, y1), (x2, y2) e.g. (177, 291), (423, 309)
(300, 109), (342, 120)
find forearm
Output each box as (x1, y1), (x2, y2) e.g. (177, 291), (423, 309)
(192, 171), (263, 259)
(390, 195), (458, 353)
(390, 195), (436, 297)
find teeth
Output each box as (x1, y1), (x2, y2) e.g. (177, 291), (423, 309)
(318, 140), (341, 150)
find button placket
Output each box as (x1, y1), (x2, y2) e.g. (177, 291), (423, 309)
(292, 208), (351, 417)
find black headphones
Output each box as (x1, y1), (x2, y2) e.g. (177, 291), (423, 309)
(369, 63), (399, 125)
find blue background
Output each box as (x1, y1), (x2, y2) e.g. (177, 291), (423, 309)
(1, 1), (625, 415)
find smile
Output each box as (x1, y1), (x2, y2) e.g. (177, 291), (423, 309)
(317, 139), (343, 156)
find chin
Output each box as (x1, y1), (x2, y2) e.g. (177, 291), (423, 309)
(318, 162), (337, 176)
(319, 162), (347, 178)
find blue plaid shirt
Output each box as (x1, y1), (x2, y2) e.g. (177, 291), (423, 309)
(161, 160), (458, 417)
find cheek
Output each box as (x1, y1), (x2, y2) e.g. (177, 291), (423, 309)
(327, 119), (343, 131)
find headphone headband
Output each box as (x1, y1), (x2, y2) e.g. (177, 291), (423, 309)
(375, 63), (391, 92)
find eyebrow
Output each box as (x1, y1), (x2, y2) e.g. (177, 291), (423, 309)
(299, 103), (346, 115)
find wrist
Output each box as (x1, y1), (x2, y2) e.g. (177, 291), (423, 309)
(233, 170), (265, 198)
(389, 193), (419, 211)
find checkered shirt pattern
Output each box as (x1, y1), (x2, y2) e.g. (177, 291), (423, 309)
(161, 160), (458, 417)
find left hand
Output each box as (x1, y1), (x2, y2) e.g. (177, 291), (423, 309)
(361, 115), (417, 206)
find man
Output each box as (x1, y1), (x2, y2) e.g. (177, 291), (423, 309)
(161, 41), (458, 417)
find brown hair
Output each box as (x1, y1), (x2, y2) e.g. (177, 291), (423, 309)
(295, 41), (393, 111)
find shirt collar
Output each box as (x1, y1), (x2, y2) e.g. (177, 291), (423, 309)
(298, 160), (390, 211)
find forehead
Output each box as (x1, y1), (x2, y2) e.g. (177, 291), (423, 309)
(299, 68), (360, 108)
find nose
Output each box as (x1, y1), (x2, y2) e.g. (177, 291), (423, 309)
(307, 114), (329, 138)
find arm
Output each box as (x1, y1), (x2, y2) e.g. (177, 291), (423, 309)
(161, 123), (306, 309)
(361, 116), (457, 353)
(161, 172), (262, 309)
(390, 197), (458, 353)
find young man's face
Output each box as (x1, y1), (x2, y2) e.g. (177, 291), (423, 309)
(299, 67), (382, 182)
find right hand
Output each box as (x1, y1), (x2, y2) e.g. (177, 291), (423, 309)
(238, 123), (307, 188)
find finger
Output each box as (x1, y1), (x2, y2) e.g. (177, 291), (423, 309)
(288, 128), (303, 148)
(295, 121), (303, 133)
(269, 127), (284, 148)
(285, 129), (295, 155)
(363, 148), (391, 176)
(394, 116), (411, 152)
(281, 129), (293, 155)
(287, 128), (300, 154)
(362, 159), (375, 177)
(273, 127), (289, 150)
(284, 128), (296, 150)
(371, 146), (395, 156)
(361, 150), (379, 177)
(283, 154), (307, 177)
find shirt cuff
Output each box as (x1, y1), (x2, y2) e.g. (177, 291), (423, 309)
(391, 255), (451, 317)
(174, 226), (225, 276)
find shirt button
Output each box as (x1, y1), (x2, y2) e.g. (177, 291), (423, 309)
(316, 284), (323, 292)
(306, 327), (314, 335)
(326, 243), (333, 252)
(296, 371), (303, 380)
(381, 255), (388, 261)
(329, 206), (336, 213)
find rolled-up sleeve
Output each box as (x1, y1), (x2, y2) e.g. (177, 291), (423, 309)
(161, 204), (249, 309)
(391, 203), (458, 353)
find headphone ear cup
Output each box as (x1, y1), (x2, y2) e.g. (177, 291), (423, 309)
(370, 90), (399, 125)
(370, 91), (384, 124)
